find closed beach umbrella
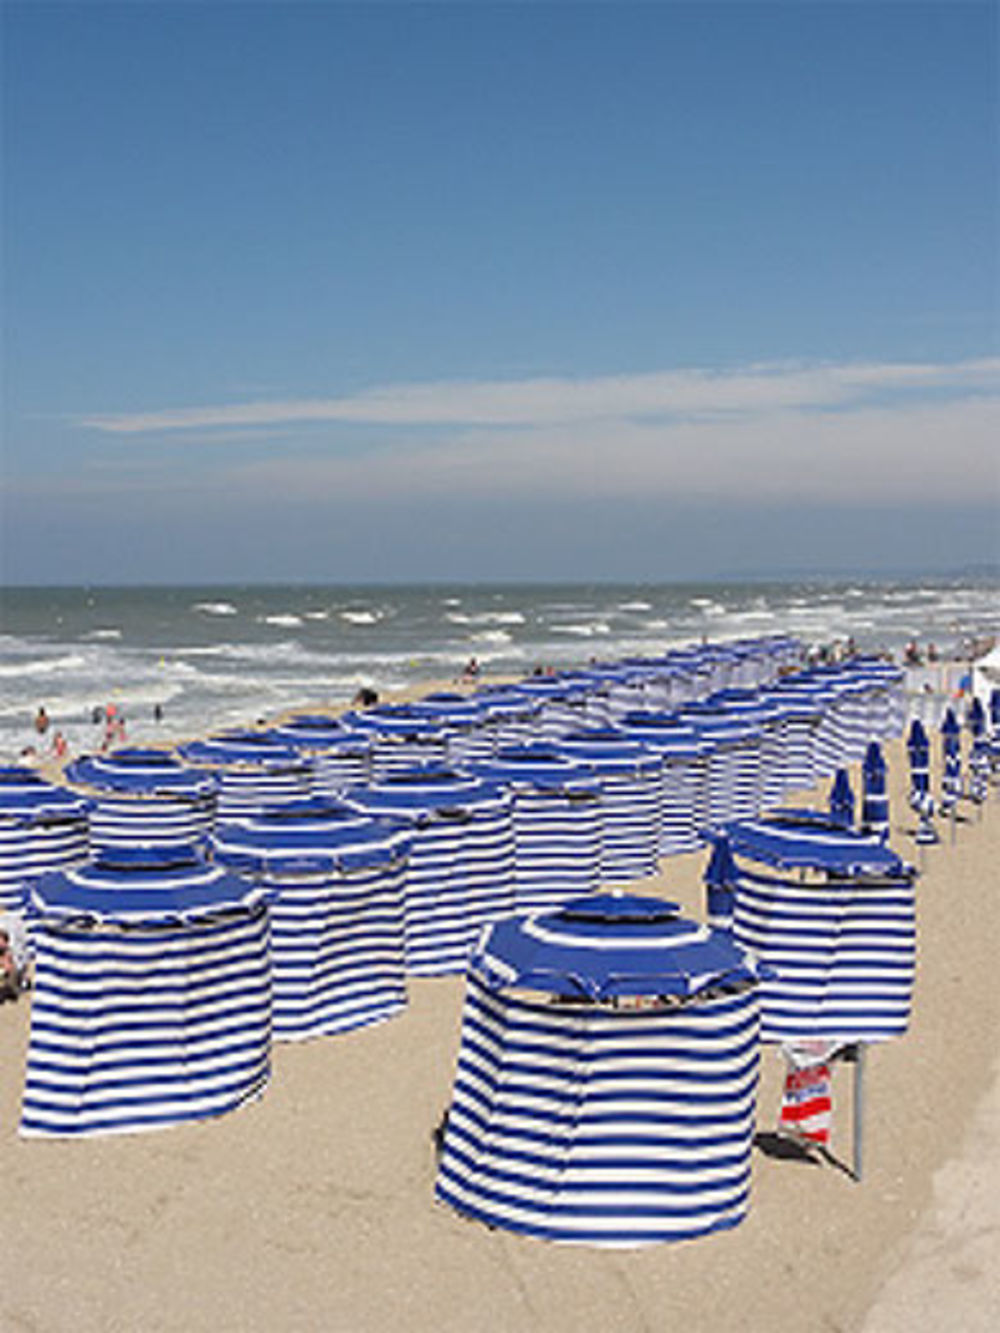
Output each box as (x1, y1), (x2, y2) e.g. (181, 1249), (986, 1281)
(704, 834), (738, 931)
(436, 891), (764, 1246)
(212, 798), (411, 1039)
(268, 715), (373, 794)
(966, 698), (990, 803)
(861, 741), (889, 840)
(0, 766), (89, 913)
(549, 729), (662, 883)
(717, 815), (916, 1043)
(344, 769), (515, 976)
(939, 710), (962, 817)
(472, 747), (602, 912)
(63, 747), (216, 850)
(177, 732), (313, 817)
(21, 846), (272, 1137)
(907, 718), (938, 844)
(829, 768), (855, 829)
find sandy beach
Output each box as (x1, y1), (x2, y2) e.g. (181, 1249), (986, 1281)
(2, 729), (998, 1333)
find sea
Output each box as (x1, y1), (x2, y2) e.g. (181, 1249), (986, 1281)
(1, 579), (996, 763)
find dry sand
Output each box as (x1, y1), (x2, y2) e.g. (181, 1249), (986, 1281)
(1, 733), (998, 1333)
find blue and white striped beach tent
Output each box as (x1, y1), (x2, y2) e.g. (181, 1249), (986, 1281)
(709, 691), (788, 811)
(614, 714), (711, 855)
(469, 687), (544, 749)
(435, 891), (764, 1246)
(409, 694), (497, 765)
(63, 748), (217, 851)
(344, 769), (515, 976)
(472, 748), (602, 912)
(177, 732), (313, 818)
(339, 704), (454, 778)
(676, 706), (762, 829)
(548, 730), (662, 884)
(21, 847), (272, 1138)
(212, 798), (411, 1040)
(268, 715), (373, 795)
(760, 683), (823, 794)
(504, 676), (592, 740)
(0, 767), (89, 913)
(708, 817), (916, 1043)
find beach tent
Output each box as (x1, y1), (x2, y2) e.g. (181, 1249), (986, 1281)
(409, 694), (498, 764)
(469, 688), (544, 749)
(63, 747), (216, 850)
(707, 818), (916, 1043)
(763, 681), (825, 792)
(472, 748), (603, 912)
(615, 714), (711, 855)
(503, 676), (592, 740)
(268, 716), (373, 794)
(676, 706), (762, 829)
(972, 643), (1000, 706)
(547, 730), (662, 883)
(709, 691), (788, 810)
(0, 767), (90, 913)
(21, 846), (272, 1137)
(212, 798), (411, 1039)
(339, 704), (455, 778)
(435, 891), (764, 1246)
(861, 742), (889, 840)
(177, 732), (313, 817)
(344, 769), (515, 976)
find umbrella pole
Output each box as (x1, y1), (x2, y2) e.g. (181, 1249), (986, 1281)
(853, 1042), (866, 1183)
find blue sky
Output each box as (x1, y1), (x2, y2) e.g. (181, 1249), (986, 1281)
(2, 0), (997, 584)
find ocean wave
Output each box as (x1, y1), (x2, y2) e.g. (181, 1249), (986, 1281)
(258, 614), (304, 628)
(304, 611), (330, 621)
(550, 622), (612, 637)
(446, 611), (525, 626)
(617, 601), (653, 612)
(470, 629), (513, 645)
(85, 628), (122, 640)
(0, 652), (90, 678)
(340, 610), (381, 625)
(194, 601), (238, 616)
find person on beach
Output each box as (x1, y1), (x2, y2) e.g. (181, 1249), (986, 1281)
(352, 687), (379, 708)
(34, 707), (49, 735)
(51, 732), (68, 760)
(0, 929), (22, 1002)
(462, 657), (480, 682)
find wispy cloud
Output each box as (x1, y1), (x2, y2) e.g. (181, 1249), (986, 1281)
(78, 356), (1000, 434)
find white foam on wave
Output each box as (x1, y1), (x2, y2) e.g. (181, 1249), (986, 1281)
(0, 652), (89, 679)
(304, 611), (329, 621)
(550, 622), (611, 637)
(617, 601), (653, 612)
(258, 614), (304, 628)
(194, 601), (238, 616)
(470, 629), (513, 645)
(446, 611), (524, 626)
(86, 628), (122, 640)
(340, 610), (381, 625)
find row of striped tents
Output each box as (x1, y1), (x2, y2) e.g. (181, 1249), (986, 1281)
(0, 766), (89, 913)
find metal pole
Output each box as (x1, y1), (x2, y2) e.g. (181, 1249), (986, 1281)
(853, 1042), (866, 1183)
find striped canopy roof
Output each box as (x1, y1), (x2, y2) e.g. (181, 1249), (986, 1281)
(719, 815), (908, 876)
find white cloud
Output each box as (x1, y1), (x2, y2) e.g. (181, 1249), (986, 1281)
(78, 356), (1000, 434)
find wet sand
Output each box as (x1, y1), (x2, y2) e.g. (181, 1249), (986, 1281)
(1, 732), (997, 1332)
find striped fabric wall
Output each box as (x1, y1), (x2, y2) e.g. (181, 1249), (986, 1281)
(22, 896), (272, 1137)
(345, 775), (516, 976)
(730, 865), (916, 1043)
(436, 973), (761, 1246)
(212, 836), (409, 1041)
(177, 737), (314, 818)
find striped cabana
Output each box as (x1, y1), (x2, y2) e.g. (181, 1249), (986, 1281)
(548, 730), (662, 884)
(212, 798), (411, 1040)
(177, 732), (313, 818)
(344, 769), (515, 976)
(268, 715), (374, 795)
(339, 705), (454, 779)
(708, 816), (916, 1043)
(21, 846), (272, 1138)
(504, 676), (592, 740)
(615, 715), (711, 856)
(409, 694), (497, 765)
(472, 748), (603, 912)
(470, 688), (544, 749)
(761, 683), (823, 794)
(0, 767), (89, 913)
(63, 747), (216, 851)
(709, 692), (788, 812)
(435, 891), (764, 1246)
(676, 706), (762, 830)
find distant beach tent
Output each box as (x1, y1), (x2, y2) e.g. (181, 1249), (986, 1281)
(502, 676), (592, 740)
(63, 747), (216, 850)
(469, 688), (544, 749)
(177, 732), (313, 818)
(861, 742), (889, 840)
(615, 714), (710, 855)
(708, 818), (916, 1043)
(212, 798), (411, 1039)
(339, 704), (455, 778)
(344, 769), (515, 976)
(548, 730), (662, 883)
(472, 748), (603, 912)
(267, 716), (373, 795)
(436, 892), (764, 1246)
(676, 706), (762, 830)
(0, 767), (89, 913)
(21, 847), (272, 1137)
